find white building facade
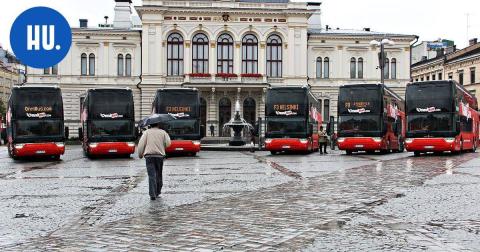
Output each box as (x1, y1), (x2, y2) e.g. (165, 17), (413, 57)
(26, 0), (416, 137)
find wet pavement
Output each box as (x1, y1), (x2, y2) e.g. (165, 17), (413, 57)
(1, 146), (480, 251)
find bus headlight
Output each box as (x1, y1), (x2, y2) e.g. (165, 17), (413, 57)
(89, 143), (98, 148)
(55, 142), (65, 148)
(405, 138), (413, 144)
(444, 138), (455, 143)
(337, 138), (345, 143)
(265, 139), (272, 144)
(14, 144), (25, 149)
(192, 141), (201, 146)
(299, 139), (309, 144)
(372, 137), (382, 143)
(127, 142), (135, 147)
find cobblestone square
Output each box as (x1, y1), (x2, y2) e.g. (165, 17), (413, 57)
(1, 146), (480, 251)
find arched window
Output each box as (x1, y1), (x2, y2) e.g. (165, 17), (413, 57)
(88, 53), (95, 76)
(358, 58), (364, 79)
(323, 99), (330, 122)
(316, 57), (322, 79)
(324, 57), (330, 78)
(192, 33), (209, 74)
(384, 58), (390, 80)
(125, 54), (132, 76)
(242, 34), (258, 74)
(167, 33), (184, 76)
(266, 35), (282, 78)
(217, 34), (234, 74)
(350, 57), (356, 79)
(243, 98), (256, 125)
(391, 58), (397, 79)
(118, 54), (124, 76)
(219, 97), (232, 137)
(81, 53), (87, 76)
(51, 64), (58, 75)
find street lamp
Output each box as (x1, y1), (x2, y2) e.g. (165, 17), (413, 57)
(370, 39), (395, 84)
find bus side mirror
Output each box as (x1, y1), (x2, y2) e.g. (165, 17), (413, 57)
(78, 128), (83, 140)
(65, 127), (69, 139)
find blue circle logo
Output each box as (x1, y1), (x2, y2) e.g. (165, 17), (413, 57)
(10, 7), (72, 69)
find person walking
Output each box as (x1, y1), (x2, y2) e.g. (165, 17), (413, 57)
(319, 126), (328, 154)
(137, 123), (171, 200)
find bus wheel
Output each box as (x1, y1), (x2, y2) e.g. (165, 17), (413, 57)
(52, 155), (61, 161)
(414, 151), (421, 157)
(190, 152), (197, 157)
(270, 151), (277, 155)
(346, 150), (353, 155)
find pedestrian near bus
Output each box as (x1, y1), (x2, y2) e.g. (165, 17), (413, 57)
(319, 126), (328, 154)
(137, 123), (171, 200)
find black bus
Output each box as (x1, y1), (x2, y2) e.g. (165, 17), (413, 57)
(152, 88), (202, 155)
(264, 86), (322, 154)
(405, 80), (479, 155)
(6, 86), (68, 160)
(79, 88), (136, 158)
(337, 84), (406, 154)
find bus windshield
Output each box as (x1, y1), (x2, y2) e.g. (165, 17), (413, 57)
(89, 91), (134, 120)
(338, 86), (381, 115)
(14, 120), (63, 138)
(408, 113), (453, 132)
(90, 120), (134, 137)
(406, 82), (453, 113)
(339, 115), (381, 133)
(166, 119), (198, 136)
(267, 118), (306, 136)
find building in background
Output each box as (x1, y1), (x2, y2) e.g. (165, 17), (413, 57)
(0, 45), (24, 115)
(26, 0), (416, 138)
(412, 39), (455, 64)
(411, 38), (480, 96)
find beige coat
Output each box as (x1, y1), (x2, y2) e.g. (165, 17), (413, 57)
(137, 128), (172, 158)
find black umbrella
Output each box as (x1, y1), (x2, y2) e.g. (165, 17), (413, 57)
(139, 114), (176, 128)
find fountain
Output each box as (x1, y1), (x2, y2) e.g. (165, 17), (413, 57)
(223, 100), (254, 146)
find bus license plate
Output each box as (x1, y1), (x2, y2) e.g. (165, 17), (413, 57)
(108, 149), (118, 153)
(282, 146), (291, 149)
(175, 148), (184, 151)
(36, 150), (46, 154)
(424, 146), (434, 149)
(355, 145), (364, 148)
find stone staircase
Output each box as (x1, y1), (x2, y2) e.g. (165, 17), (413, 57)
(200, 137), (231, 145)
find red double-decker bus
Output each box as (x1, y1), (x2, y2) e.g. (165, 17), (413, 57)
(405, 80), (479, 156)
(152, 88), (202, 156)
(337, 84), (406, 155)
(264, 86), (322, 155)
(79, 88), (136, 158)
(6, 86), (68, 160)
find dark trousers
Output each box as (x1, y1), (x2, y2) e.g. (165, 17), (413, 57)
(319, 142), (328, 154)
(146, 156), (164, 198)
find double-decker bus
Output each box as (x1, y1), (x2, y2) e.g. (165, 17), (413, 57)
(6, 86), (68, 160)
(337, 84), (406, 155)
(264, 86), (322, 155)
(152, 88), (202, 156)
(79, 88), (136, 158)
(405, 80), (479, 156)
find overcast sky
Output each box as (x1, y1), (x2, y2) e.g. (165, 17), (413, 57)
(1, 0), (479, 52)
